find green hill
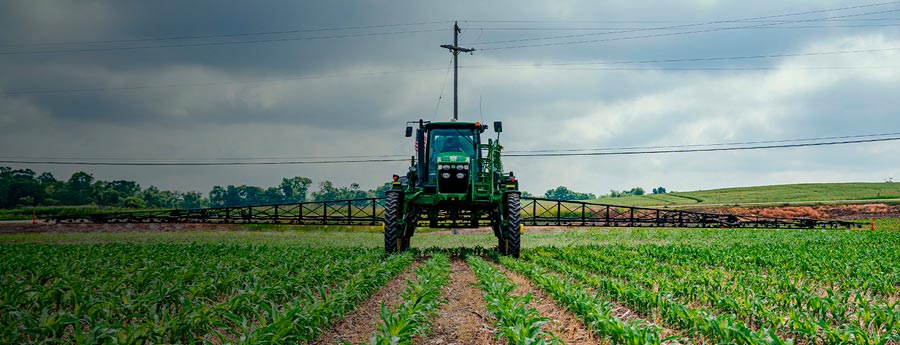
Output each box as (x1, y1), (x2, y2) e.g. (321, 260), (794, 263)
(592, 182), (900, 207)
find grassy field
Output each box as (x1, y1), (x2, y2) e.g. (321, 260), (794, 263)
(2, 225), (900, 343)
(593, 182), (900, 207)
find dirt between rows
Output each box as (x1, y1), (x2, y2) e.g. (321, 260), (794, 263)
(421, 260), (495, 344)
(313, 258), (606, 344)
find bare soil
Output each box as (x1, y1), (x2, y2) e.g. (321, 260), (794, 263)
(421, 260), (495, 345)
(490, 261), (603, 344)
(699, 203), (900, 220)
(312, 262), (422, 345)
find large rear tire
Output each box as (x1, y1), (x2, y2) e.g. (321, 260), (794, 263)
(384, 191), (403, 253)
(500, 192), (521, 258)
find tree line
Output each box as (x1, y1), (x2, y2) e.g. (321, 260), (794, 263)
(0, 167), (392, 209)
(542, 185), (667, 201)
(1, 166), (666, 209)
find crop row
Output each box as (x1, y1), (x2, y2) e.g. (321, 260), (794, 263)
(527, 249), (787, 344)
(0, 244), (412, 343)
(467, 255), (558, 344)
(560, 245), (900, 340)
(530, 245), (900, 344)
(369, 253), (451, 344)
(495, 252), (663, 344)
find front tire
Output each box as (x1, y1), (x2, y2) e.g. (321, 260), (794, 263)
(500, 192), (521, 258)
(384, 191), (403, 253)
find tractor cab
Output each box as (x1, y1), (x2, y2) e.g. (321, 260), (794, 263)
(423, 122), (484, 195)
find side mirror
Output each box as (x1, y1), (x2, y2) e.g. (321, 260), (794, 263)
(493, 121), (502, 133)
(405, 126), (413, 137)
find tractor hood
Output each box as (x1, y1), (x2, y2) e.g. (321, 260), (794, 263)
(436, 152), (470, 194)
(435, 152), (471, 164)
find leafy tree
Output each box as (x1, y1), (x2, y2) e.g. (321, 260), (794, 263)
(652, 186), (667, 194)
(208, 186), (226, 207)
(179, 191), (205, 209)
(609, 187), (647, 198)
(543, 186), (596, 201)
(312, 181), (368, 202)
(121, 196), (146, 208)
(65, 171), (95, 205)
(280, 176), (312, 203)
(0, 168), (43, 208)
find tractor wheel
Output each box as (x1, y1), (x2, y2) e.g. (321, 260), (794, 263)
(383, 191), (403, 253)
(500, 192), (521, 258)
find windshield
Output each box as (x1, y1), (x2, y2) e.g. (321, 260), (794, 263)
(427, 128), (477, 181)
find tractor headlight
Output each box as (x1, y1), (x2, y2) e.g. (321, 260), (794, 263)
(456, 173), (465, 178)
(462, 165), (468, 170)
(441, 173), (451, 178)
(439, 165), (447, 170)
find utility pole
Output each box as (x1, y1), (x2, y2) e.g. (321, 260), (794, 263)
(440, 21), (475, 121)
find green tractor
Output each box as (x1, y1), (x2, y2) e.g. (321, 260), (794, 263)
(384, 119), (522, 257)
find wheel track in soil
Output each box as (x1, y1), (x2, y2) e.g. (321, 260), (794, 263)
(420, 259), (495, 344)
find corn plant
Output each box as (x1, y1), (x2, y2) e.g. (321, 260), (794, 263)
(467, 255), (559, 344)
(369, 253), (452, 344)
(494, 252), (662, 345)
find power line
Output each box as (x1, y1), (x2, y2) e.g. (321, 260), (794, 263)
(475, 6), (900, 50)
(467, 23), (900, 31)
(1, 67), (448, 95)
(505, 137), (900, 157)
(0, 21), (452, 48)
(0, 28), (445, 56)
(469, 2), (900, 46)
(3, 132), (898, 166)
(6, 45), (898, 96)
(465, 65), (898, 72)
(505, 132), (900, 153)
(463, 18), (900, 24)
(432, 56), (455, 119)
(0, 158), (410, 166)
(0, 153), (409, 162)
(464, 47), (900, 68)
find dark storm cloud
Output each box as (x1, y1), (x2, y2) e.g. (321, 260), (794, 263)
(1, 1), (899, 193)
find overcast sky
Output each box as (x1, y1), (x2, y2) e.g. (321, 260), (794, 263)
(1, 1), (899, 196)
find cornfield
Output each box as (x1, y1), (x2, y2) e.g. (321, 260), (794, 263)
(2, 227), (900, 344)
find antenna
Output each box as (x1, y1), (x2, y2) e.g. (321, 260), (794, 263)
(479, 95), (484, 123)
(440, 21), (475, 121)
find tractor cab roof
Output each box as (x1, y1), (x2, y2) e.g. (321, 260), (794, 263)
(425, 121), (486, 133)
